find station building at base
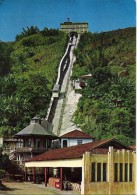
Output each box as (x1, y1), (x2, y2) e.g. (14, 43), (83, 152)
(25, 138), (136, 195)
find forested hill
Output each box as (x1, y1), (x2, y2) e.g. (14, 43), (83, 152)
(0, 27), (135, 145)
(72, 27), (136, 145)
(0, 27), (67, 136)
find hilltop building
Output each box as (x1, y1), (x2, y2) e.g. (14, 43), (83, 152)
(60, 18), (88, 34)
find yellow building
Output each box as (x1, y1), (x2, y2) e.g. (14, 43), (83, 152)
(82, 147), (136, 195)
(60, 21), (88, 34)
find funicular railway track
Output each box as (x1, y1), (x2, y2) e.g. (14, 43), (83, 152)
(46, 35), (78, 135)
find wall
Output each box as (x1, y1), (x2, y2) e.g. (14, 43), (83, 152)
(81, 147), (136, 195)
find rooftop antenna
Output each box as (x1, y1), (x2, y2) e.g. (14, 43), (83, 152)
(67, 17), (70, 22)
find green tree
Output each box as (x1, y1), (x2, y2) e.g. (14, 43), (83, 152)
(0, 42), (13, 76)
(16, 26), (40, 41)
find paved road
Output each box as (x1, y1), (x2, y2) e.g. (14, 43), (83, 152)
(1, 182), (80, 195)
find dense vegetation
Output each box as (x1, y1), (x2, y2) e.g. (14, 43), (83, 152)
(72, 27), (136, 145)
(0, 26), (135, 145)
(0, 26), (67, 136)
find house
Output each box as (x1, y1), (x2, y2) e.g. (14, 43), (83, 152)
(0, 136), (23, 158)
(13, 116), (57, 166)
(25, 138), (135, 194)
(60, 129), (95, 148)
(3, 138), (23, 156)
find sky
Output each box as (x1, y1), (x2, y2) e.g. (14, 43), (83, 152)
(0, 0), (136, 42)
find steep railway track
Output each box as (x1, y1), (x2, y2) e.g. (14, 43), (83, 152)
(46, 35), (78, 135)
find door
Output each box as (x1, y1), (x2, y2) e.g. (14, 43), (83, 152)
(63, 140), (68, 148)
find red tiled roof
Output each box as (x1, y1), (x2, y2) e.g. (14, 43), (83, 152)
(60, 130), (94, 139)
(26, 138), (131, 162)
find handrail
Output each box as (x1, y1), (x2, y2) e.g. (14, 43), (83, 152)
(56, 38), (72, 84)
(14, 147), (47, 152)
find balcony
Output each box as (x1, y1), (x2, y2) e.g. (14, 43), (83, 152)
(14, 147), (47, 153)
(3, 147), (14, 155)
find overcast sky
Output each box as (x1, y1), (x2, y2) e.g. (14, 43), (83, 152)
(0, 0), (136, 42)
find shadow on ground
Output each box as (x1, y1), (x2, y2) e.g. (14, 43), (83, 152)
(0, 183), (21, 191)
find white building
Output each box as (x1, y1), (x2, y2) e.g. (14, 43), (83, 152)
(60, 129), (95, 148)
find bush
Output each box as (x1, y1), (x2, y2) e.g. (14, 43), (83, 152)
(0, 169), (5, 179)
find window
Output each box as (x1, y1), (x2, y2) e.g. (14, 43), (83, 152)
(63, 140), (67, 148)
(114, 163), (133, 182)
(103, 163), (107, 181)
(91, 162), (107, 182)
(91, 163), (95, 182)
(77, 140), (82, 145)
(114, 163), (118, 182)
(120, 163), (123, 182)
(125, 163), (128, 182)
(47, 139), (51, 148)
(129, 163), (132, 182)
(16, 141), (23, 148)
(28, 138), (31, 147)
(36, 139), (40, 148)
(97, 163), (101, 181)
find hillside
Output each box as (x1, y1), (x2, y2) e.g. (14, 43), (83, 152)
(72, 27), (136, 145)
(0, 27), (135, 145)
(0, 27), (67, 136)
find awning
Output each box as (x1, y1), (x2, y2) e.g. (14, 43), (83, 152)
(25, 158), (82, 168)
